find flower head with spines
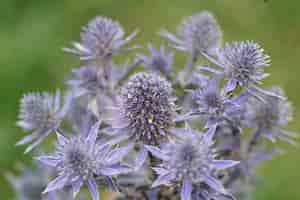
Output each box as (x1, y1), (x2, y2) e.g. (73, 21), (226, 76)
(138, 44), (174, 78)
(221, 41), (270, 91)
(17, 90), (72, 153)
(160, 11), (222, 56)
(106, 72), (177, 169)
(64, 16), (138, 60)
(66, 64), (106, 97)
(146, 124), (239, 200)
(244, 86), (297, 144)
(36, 122), (133, 200)
(6, 161), (75, 200)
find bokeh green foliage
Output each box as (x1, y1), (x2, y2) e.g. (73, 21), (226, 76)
(1, 0), (300, 199)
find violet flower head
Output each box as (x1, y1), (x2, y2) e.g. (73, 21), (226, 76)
(113, 72), (176, 145)
(201, 40), (271, 97)
(106, 72), (177, 169)
(179, 78), (241, 127)
(66, 64), (106, 96)
(160, 11), (222, 56)
(147, 124), (239, 200)
(64, 16), (138, 60)
(138, 44), (174, 77)
(36, 122), (132, 200)
(193, 78), (229, 115)
(17, 90), (71, 153)
(245, 87), (297, 144)
(6, 163), (73, 200)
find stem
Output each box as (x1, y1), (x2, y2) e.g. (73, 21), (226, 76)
(181, 53), (197, 82)
(247, 128), (262, 153)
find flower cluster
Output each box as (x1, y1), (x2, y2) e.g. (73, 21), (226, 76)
(11, 10), (296, 200)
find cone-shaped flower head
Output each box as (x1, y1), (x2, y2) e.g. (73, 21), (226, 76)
(119, 72), (176, 146)
(36, 122), (132, 200)
(64, 16), (138, 60)
(106, 72), (176, 169)
(160, 11), (222, 56)
(220, 41), (270, 93)
(244, 87), (297, 144)
(138, 44), (174, 77)
(17, 90), (71, 153)
(147, 124), (239, 200)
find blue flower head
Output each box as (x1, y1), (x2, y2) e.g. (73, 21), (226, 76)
(147, 124), (239, 200)
(36, 122), (132, 200)
(244, 86), (297, 144)
(138, 44), (174, 77)
(64, 16), (138, 60)
(160, 11), (222, 56)
(17, 90), (72, 153)
(105, 72), (177, 169)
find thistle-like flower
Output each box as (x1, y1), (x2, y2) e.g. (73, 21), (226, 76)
(147, 124), (239, 200)
(138, 44), (174, 77)
(66, 64), (106, 96)
(17, 90), (71, 153)
(244, 87), (297, 144)
(64, 16), (138, 60)
(106, 72), (177, 168)
(160, 11), (222, 56)
(36, 122), (132, 200)
(221, 41), (270, 92)
(177, 78), (242, 128)
(6, 163), (73, 200)
(200, 41), (273, 98)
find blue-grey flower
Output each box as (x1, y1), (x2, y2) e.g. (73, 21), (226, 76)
(66, 64), (106, 96)
(64, 16), (138, 60)
(147, 124), (239, 200)
(36, 122), (132, 200)
(138, 44), (174, 77)
(17, 90), (72, 153)
(244, 87), (297, 144)
(6, 163), (73, 200)
(199, 41), (278, 100)
(177, 78), (243, 128)
(106, 72), (177, 169)
(160, 11), (222, 56)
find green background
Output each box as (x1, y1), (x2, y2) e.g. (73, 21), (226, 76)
(0, 0), (299, 199)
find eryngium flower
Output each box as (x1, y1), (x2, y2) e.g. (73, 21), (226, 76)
(6, 163), (72, 200)
(221, 41), (270, 91)
(36, 122), (132, 200)
(191, 78), (241, 127)
(147, 124), (239, 200)
(64, 16), (138, 60)
(244, 87), (297, 144)
(17, 90), (71, 153)
(66, 64), (106, 96)
(160, 11), (222, 56)
(106, 72), (176, 169)
(201, 41), (273, 97)
(138, 44), (174, 77)
(114, 72), (176, 145)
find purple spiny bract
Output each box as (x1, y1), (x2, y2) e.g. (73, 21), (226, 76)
(244, 86), (297, 144)
(17, 90), (71, 153)
(138, 44), (174, 77)
(64, 16), (138, 60)
(147, 124), (239, 200)
(36, 122), (132, 200)
(161, 11), (222, 56)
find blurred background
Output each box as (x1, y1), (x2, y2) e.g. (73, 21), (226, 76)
(0, 0), (300, 199)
